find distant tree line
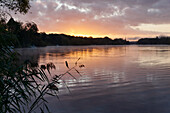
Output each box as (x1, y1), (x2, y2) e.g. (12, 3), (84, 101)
(38, 34), (129, 46)
(4, 17), (170, 47)
(1, 18), (129, 48)
(137, 36), (170, 45)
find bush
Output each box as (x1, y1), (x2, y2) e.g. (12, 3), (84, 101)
(0, 37), (83, 113)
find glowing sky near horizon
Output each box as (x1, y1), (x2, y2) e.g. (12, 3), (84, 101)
(13, 0), (170, 40)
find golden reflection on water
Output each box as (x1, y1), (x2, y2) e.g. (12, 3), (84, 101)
(17, 45), (170, 93)
(37, 46), (128, 91)
(38, 46), (127, 74)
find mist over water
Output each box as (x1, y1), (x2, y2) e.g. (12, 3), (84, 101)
(17, 45), (170, 113)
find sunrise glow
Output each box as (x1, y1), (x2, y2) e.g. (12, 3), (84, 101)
(12, 0), (170, 40)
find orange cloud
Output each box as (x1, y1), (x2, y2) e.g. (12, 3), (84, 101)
(12, 0), (170, 40)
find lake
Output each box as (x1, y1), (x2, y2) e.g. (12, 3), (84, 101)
(16, 45), (170, 113)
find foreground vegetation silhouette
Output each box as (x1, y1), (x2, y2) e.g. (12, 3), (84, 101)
(0, 40), (84, 112)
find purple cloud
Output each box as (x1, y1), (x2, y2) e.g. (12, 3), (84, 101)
(12, 0), (170, 39)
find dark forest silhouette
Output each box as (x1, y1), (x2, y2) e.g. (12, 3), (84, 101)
(2, 17), (170, 48)
(137, 36), (170, 45)
(2, 18), (129, 48)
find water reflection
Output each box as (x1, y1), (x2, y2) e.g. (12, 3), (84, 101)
(136, 46), (170, 67)
(16, 45), (170, 88)
(16, 46), (128, 91)
(16, 45), (170, 113)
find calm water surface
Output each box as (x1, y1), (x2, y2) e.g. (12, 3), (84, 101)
(17, 45), (170, 113)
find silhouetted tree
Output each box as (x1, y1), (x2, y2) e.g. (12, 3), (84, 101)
(0, 0), (30, 18)
(24, 22), (38, 33)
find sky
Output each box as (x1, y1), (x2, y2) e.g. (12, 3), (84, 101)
(13, 0), (170, 40)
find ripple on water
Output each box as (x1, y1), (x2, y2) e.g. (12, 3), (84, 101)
(17, 45), (170, 113)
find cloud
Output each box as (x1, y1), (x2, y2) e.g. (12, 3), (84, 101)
(12, 0), (170, 39)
